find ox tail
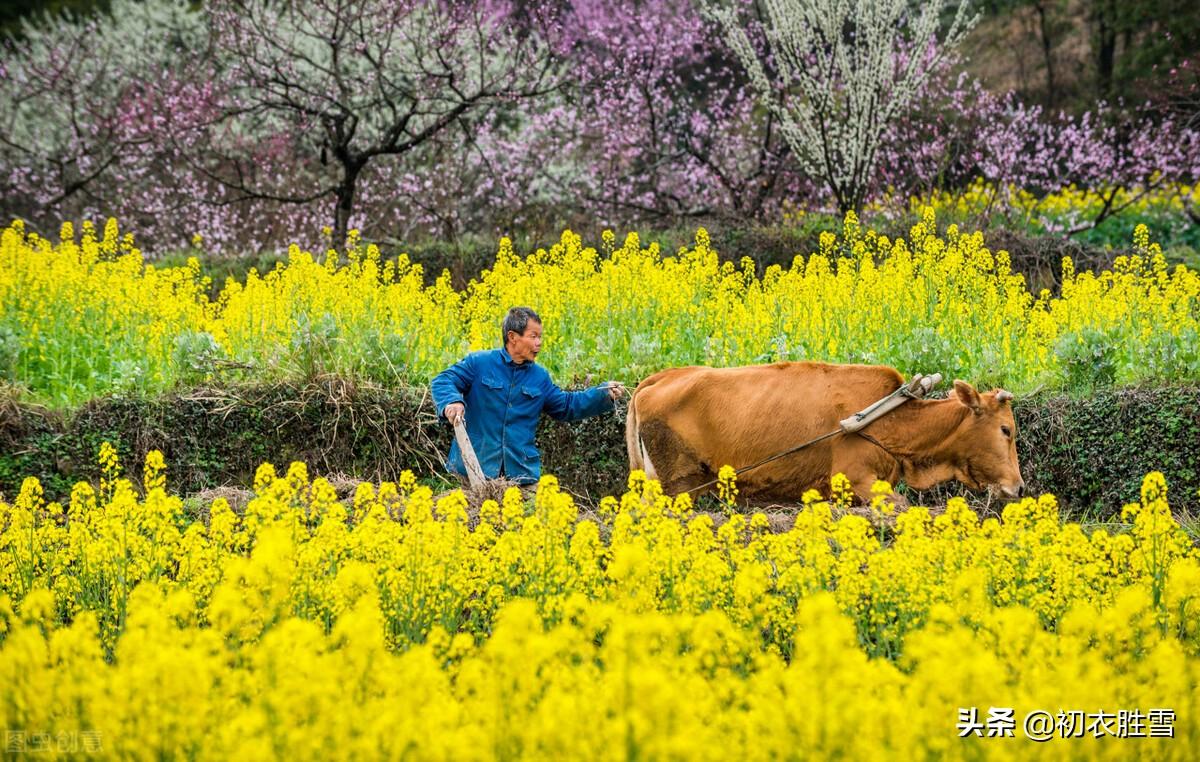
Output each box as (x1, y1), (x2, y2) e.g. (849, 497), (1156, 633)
(625, 387), (643, 472)
(624, 386), (657, 480)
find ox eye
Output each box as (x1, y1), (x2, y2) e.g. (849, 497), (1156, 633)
(1001, 425), (1012, 439)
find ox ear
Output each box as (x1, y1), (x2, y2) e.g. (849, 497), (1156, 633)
(953, 380), (984, 415)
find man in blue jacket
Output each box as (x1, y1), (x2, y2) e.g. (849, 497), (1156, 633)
(431, 306), (625, 486)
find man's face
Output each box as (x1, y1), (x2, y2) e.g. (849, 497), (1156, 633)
(506, 320), (543, 363)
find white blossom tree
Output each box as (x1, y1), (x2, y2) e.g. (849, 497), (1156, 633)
(706, 0), (979, 213)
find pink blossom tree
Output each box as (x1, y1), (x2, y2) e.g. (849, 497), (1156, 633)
(194, 0), (562, 246)
(0, 0), (208, 236)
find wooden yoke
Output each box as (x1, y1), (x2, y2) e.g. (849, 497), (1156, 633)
(839, 372), (944, 433)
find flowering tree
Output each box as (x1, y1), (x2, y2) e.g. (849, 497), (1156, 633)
(197, 0), (561, 245)
(977, 100), (1199, 234)
(0, 0), (206, 234)
(532, 0), (800, 223)
(706, 0), (979, 213)
(1, 0), (1195, 253)
(1158, 57), (1199, 131)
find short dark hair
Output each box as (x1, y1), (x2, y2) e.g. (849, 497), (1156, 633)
(502, 306), (541, 346)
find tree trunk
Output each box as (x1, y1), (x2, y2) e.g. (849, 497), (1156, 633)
(333, 159), (365, 248)
(1034, 1), (1058, 109)
(838, 186), (858, 216)
(1094, 0), (1117, 101)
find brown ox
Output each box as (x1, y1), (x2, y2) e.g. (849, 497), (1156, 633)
(625, 362), (1025, 505)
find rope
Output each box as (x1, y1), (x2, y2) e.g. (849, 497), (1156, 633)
(685, 427), (847, 494)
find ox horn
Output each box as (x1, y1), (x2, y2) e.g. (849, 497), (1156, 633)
(996, 389), (1014, 402)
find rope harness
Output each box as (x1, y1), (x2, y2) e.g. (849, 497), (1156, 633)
(682, 372), (943, 495)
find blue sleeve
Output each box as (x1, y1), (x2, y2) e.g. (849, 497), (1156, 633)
(542, 377), (615, 422)
(431, 353), (476, 419)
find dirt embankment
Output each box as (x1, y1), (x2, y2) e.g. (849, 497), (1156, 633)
(3, 379), (1198, 521)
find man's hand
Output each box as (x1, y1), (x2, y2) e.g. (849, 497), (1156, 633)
(444, 402), (466, 426)
(604, 381), (626, 401)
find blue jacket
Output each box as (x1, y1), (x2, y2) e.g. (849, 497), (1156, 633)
(430, 347), (615, 484)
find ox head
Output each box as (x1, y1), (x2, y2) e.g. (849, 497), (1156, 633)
(950, 380), (1026, 499)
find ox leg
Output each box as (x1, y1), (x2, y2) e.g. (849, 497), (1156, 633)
(651, 452), (715, 500)
(842, 473), (908, 509)
(662, 465), (715, 501)
(846, 467), (910, 509)
(831, 439), (907, 508)
(639, 419), (714, 498)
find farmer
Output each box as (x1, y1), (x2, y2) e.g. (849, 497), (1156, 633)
(431, 306), (625, 488)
